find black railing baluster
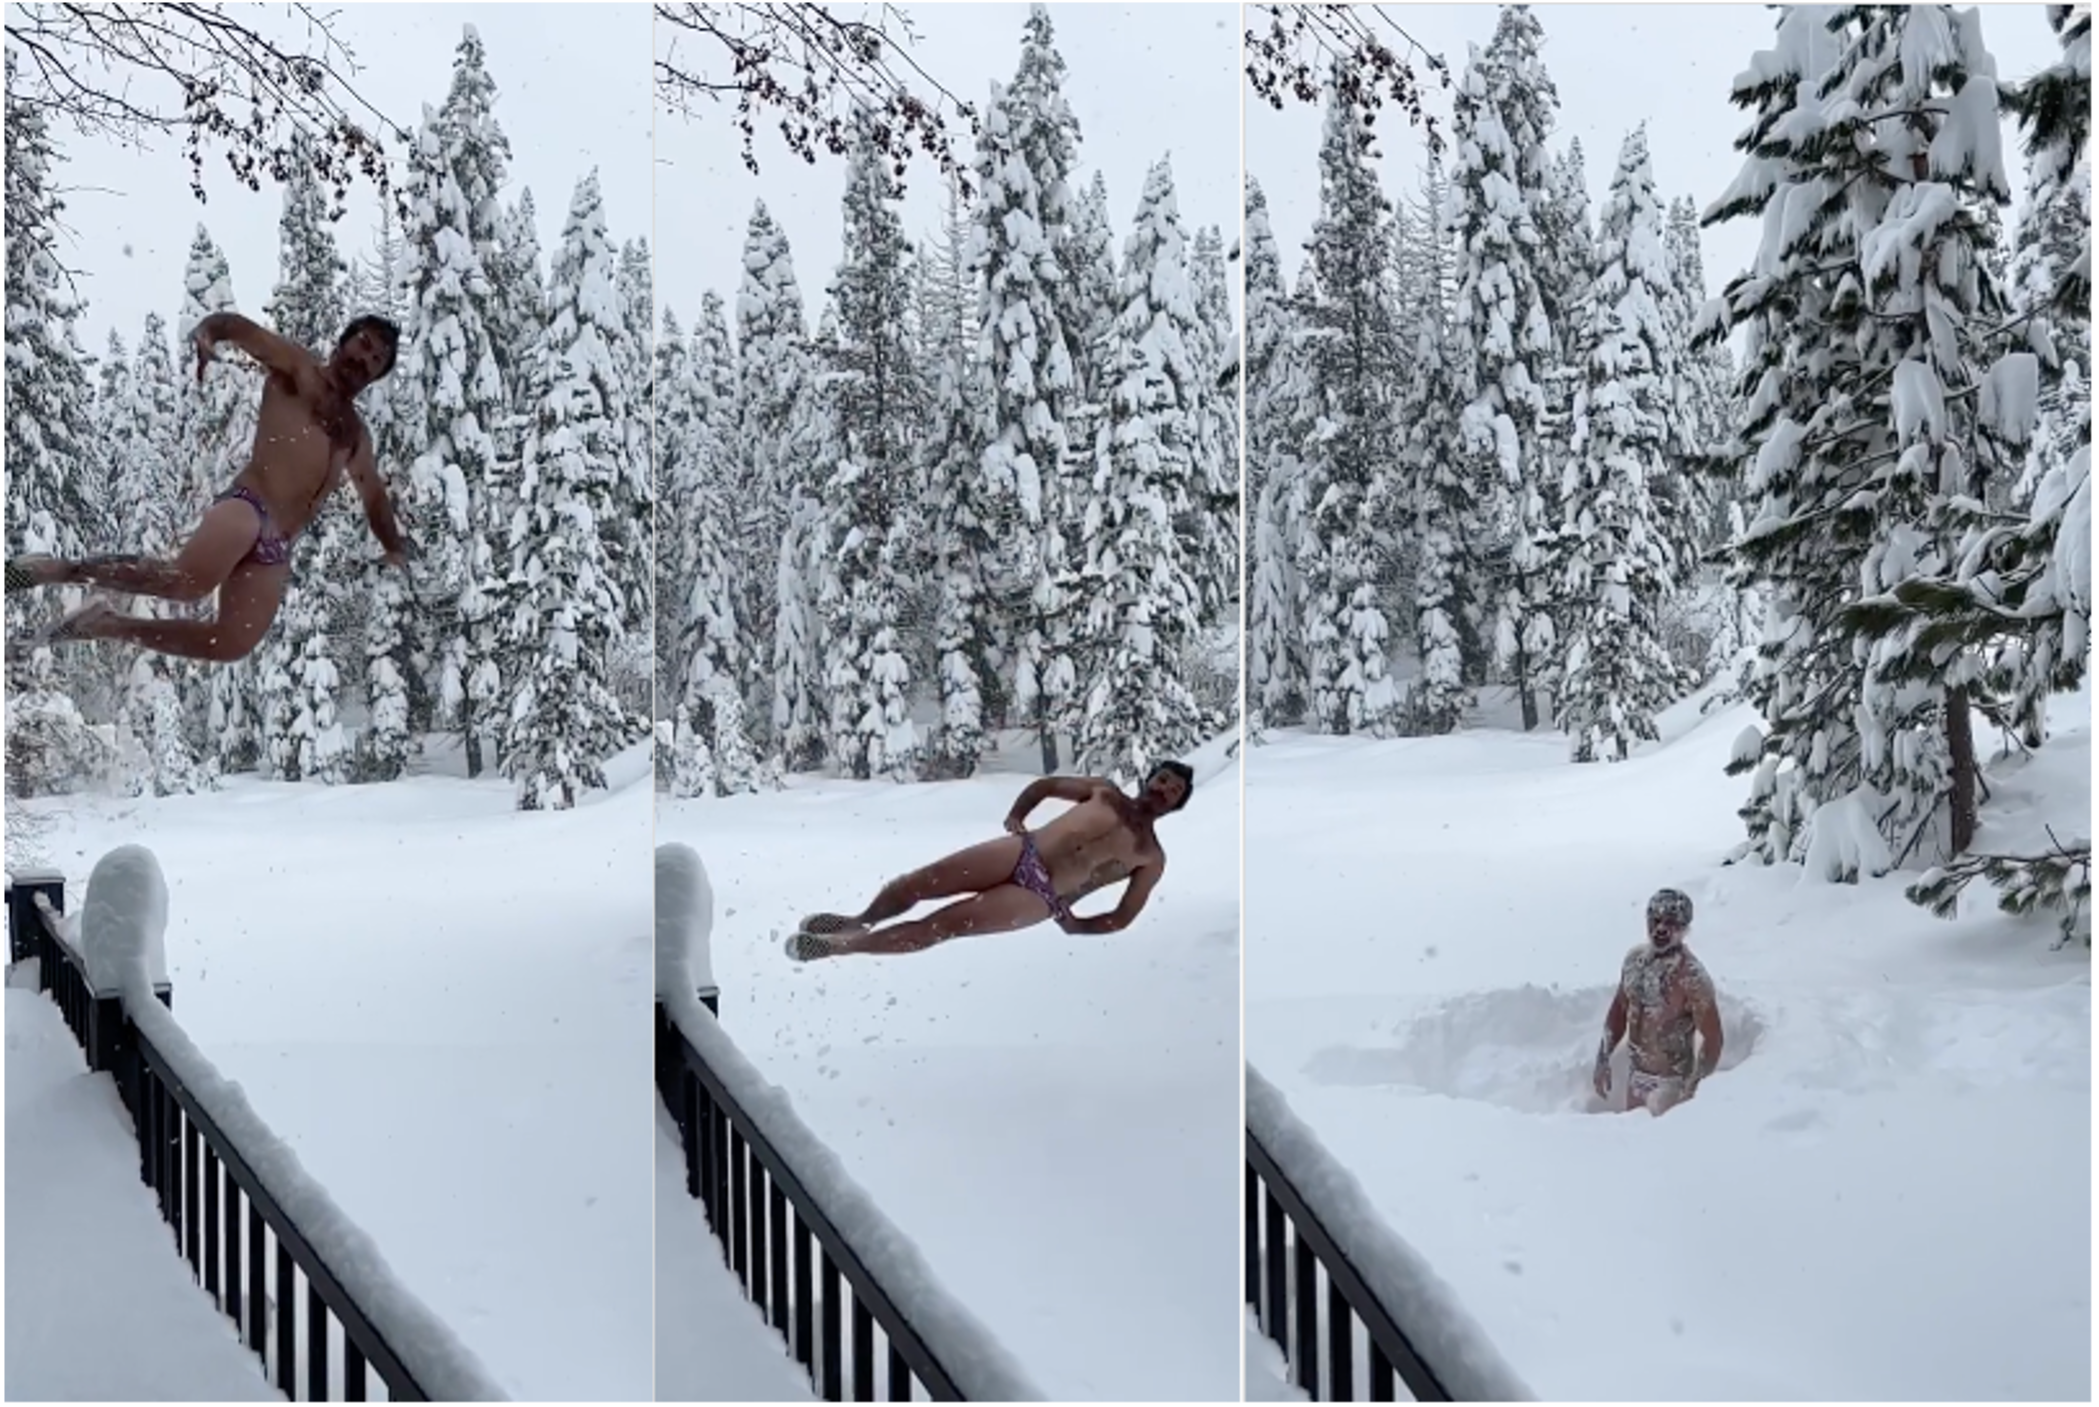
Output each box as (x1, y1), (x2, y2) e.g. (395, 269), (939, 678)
(1329, 1277), (1353, 1399)
(887, 1340), (910, 1401)
(731, 1127), (749, 1287)
(311, 1282), (331, 1401)
(750, 1159), (771, 1309)
(1370, 1341), (1395, 1401)
(1294, 1231), (1319, 1393)
(227, 1180), (245, 1328)
(1246, 1163), (1260, 1309)
(1264, 1186), (1287, 1344)
(248, 1203), (268, 1356)
(277, 1242), (297, 1393)
(769, 1182), (790, 1331)
(794, 1217), (815, 1375)
(185, 1117), (202, 1273)
(820, 1256), (843, 1402)
(346, 1342), (368, 1402)
(852, 1296), (875, 1400)
(205, 1147), (222, 1306)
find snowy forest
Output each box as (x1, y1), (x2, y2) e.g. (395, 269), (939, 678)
(654, 4), (1240, 797)
(1247, 5), (2089, 938)
(4, 28), (655, 819)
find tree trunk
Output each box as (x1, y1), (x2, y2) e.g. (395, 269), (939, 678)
(1946, 683), (1977, 856)
(463, 697), (483, 780)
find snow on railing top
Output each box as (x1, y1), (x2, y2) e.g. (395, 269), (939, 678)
(83, 846), (511, 1403)
(655, 840), (1043, 1402)
(1246, 1063), (1535, 1404)
(656, 842), (716, 998)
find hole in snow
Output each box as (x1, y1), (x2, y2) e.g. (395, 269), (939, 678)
(1301, 983), (1768, 1115)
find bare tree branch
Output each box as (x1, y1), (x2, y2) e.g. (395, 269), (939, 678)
(1244, 3), (1453, 153)
(3, 3), (407, 222)
(654, 2), (978, 195)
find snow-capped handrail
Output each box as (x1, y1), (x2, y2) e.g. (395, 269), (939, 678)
(1246, 1062), (1534, 1403)
(5, 854), (509, 1402)
(655, 842), (1043, 1403)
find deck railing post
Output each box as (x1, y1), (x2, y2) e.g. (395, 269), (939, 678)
(7, 869), (65, 966)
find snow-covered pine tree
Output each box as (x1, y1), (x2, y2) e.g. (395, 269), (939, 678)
(1707, 5), (2028, 873)
(821, 122), (926, 781)
(501, 171), (642, 811)
(1299, 77), (1402, 736)
(613, 236), (656, 655)
(113, 314), (208, 794)
(396, 102), (509, 776)
(979, 26), (1086, 770)
(1188, 222), (1241, 624)
(1075, 155), (1209, 779)
(734, 201), (816, 759)
(1536, 135), (1595, 507)
(175, 227), (265, 773)
(255, 141), (352, 783)
(1399, 158), (1477, 733)
(1071, 171), (1121, 406)
(1555, 124), (1684, 763)
(1449, 8), (1565, 732)
(1244, 175), (1311, 727)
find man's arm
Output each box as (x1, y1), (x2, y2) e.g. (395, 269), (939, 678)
(193, 311), (310, 383)
(346, 429), (410, 565)
(1004, 776), (1107, 832)
(1061, 859), (1163, 936)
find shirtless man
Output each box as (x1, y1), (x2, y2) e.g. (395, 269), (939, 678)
(784, 761), (1196, 961)
(6, 310), (408, 662)
(1593, 888), (1723, 1115)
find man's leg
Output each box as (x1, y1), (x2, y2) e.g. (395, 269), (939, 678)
(67, 559), (288, 663)
(849, 834), (1028, 927)
(825, 885), (1053, 957)
(17, 497), (260, 603)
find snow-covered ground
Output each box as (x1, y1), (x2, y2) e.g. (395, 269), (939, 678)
(658, 731), (1243, 1401)
(1246, 687), (2092, 1401)
(5, 983), (279, 1401)
(654, 1105), (817, 1401)
(5, 740), (655, 1401)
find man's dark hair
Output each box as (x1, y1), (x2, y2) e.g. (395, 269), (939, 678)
(339, 313), (401, 376)
(1149, 759), (1196, 811)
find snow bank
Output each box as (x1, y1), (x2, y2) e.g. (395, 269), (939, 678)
(90, 846), (511, 1402)
(658, 990), (1045, 1402)
(1245, 1063), (1534, 1403)
(656, 842), (716, 1000)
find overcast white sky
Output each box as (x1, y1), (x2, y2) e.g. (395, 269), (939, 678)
(48, 3), (651, 356)
(1245, 2), (2065, 296)
(654, 2), (1240, 334)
